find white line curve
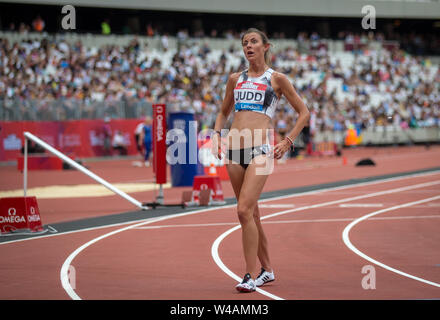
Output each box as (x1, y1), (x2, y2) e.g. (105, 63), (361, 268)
(342, 195), (440, 288)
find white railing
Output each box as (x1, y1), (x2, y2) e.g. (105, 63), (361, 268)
(23, 131), (148, 210)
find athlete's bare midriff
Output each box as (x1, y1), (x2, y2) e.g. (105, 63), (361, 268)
(227, 111), (274, 150)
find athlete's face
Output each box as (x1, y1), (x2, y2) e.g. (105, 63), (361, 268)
(242, 32), (268, 63)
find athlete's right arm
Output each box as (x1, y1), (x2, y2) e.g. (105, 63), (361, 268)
(214, 72), (239, 131)
(212, 72), (239, 159)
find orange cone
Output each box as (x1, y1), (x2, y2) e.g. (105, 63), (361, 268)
(343, 156), (347, 165)
(208, 163), (217, 176)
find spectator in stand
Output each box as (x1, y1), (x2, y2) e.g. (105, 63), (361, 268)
(102, 117), (112, 156)
(139, 116), (152, 167)
(134, 119), (145, 156)
(32, 15), (45, 32)
(101, 19), (111, 35)
(146, 24), (155, 37)
(112, 130), (128, 155)
(0, 29), (438, 134)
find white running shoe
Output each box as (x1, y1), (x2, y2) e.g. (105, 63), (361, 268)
(255, 268), (275, 287)
(235, 273), (256, 293)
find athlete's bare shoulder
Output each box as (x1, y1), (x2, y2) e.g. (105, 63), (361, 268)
(229, 71), (241, 82)
(225, 71), (241, 89)
(271, 71), (292, 91)
(270, 70), (288, 82)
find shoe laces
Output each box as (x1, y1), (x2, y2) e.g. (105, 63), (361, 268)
(257, 268), (266, 279)
(241, 273), (252, 284)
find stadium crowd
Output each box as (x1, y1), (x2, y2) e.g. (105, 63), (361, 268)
(0, 29), (439, 138)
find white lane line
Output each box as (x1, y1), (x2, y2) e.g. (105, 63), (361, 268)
(60, 208), (236, 300)
(259, 204), (296, 208)
(211, 180), (440, 300)
(212, 224), (284, 300)
(266, 215), (440, 224)
(364, 214), (440, 221)
(134, 215), (440, 230)
(339, 203), (384, 208)
(60, 172), (440, 300)
(2, 169), (439, 247)
(61, 216), (167, 300)
(135, 222), (238, 229)
(0, 217), (163, 246)
(342, 195), (440, 288)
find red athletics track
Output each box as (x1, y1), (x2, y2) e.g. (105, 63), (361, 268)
(1, 145), (439, 224)
(0, 145), (439, 299)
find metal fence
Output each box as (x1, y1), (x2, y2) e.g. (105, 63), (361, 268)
(0, 97), (154, 121)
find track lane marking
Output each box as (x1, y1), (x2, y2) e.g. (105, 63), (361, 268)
(59, 172), (440, 300)
(211, 180), (440, 300)
(133, 214), (440, 229)
(342, 195), (440, 288)
(339, 203), (384, 208)
(2, 169), (439, 246)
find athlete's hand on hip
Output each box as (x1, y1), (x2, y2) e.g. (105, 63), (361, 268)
(273, 139), (292, 159)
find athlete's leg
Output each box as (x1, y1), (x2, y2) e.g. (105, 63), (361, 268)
(228, 157), (272, 273)
(253, 205), (273, 273)
(144, 141), (151, 163)
(226, 163), (246, 199)
(236, 156), (269, 278)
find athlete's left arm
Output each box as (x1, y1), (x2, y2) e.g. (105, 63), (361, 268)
(273, 73), (310, 158)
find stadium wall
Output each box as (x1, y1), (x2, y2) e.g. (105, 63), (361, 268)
(1, 119), (438, 162)
(314, 128), (440, 147)
(0, 119), (143, 161)
(2, 0), (440, 19)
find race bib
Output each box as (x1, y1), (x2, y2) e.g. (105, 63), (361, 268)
(234, 81), (267, 112)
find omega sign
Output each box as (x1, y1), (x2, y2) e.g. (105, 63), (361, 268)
(28, 206), (41, 222)
(156, 105), (164, 142)
(0, 208), (26, 223)
(0, 206), (40, 224)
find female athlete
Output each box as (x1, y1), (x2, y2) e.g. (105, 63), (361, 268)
(212, 28), (310, 292)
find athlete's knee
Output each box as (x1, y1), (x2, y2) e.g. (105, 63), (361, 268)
(253, 207), (261, 221)
(237, 203), (254, 226)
